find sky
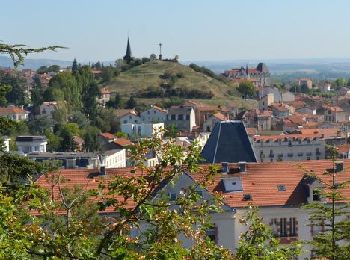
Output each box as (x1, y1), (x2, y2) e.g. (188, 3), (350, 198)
(2, 0), (350, 62)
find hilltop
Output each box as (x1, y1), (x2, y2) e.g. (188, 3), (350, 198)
(104, 60), (256, 109)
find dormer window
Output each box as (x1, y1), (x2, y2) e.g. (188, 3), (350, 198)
(277, 185), (286, 192)
(313, 189), (321, 201)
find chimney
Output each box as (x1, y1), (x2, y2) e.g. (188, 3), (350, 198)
(99, 166), (106, 176)
(221, 162), (229, 174)
(238, 161), (247, 173)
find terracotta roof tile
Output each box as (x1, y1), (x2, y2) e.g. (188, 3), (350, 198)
(99, 133), (115, 140)
(0, 105), (28, 114)
(36, 160), (350, 210)
(113, 138), (132, 147)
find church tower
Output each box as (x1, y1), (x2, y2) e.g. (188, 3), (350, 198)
(123, 37), (132, 63)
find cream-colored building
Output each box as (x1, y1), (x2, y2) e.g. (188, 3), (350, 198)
(0, 105), (29, 121)
(140, 105), (167, 123)
(258, 93), (274, 111)
(252, 133), (325, 162)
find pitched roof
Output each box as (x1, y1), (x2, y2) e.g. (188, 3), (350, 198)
(150, 105), (167, 113)
(113, 138), (132, 147)
(201, 121), (257, 163)
(114, 109), (137, 118)
(36, 160), (350, 210)
(300, 128), (340, 138)
(99, 133), (116, 140)
(0, 105), (28, 115)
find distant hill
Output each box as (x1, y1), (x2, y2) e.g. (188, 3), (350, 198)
(104, 60), (255, 108)
(0, 56), (72, 69)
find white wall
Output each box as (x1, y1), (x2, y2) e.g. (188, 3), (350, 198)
(3, 138), (10, 152)
(141, 107), (167, 123)
(16, 141), (47, 154)
(253, 138), (325, 162)
(121, 123), (164, 138)
(101, 149), (126, 168)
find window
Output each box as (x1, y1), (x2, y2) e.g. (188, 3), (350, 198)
(169, 193), (177, 201)
(280, 218), (287, 237)
(289, 218), (297, 236)
(270, 217), (298, 238)
(171, 114), (176, 120)
(277, 185), (286, 191)
(313, 189), (321, 201)
(206, 224), (217, 243)
(178, 114), (184, 120)
(185, 114), (190, 120)
(147, 111), (150, 114)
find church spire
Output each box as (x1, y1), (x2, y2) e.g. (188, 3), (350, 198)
(123, 37), (132, 63)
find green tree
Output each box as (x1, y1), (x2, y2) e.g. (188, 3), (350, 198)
(72, 58), (78, 74)
(237, 81), (256, 98)
(58, 123), (80, 152)
(106, 93), (122, 109)
(82, 82), (99, 119)
(100, 66), (115, 83)
(44, 129), (62, 152)
(0, 84), (11, 106)
(125, 96), (137, 109)
(83, 125), (100, 152)
(236, 206), (301, 260)
(304, 146), (350, 259)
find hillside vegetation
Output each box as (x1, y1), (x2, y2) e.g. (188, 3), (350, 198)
(104, 60), (256, 109)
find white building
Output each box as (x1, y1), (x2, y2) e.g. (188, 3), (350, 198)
(16, 136), (47, 154)
(166, 106), (196, 132)
(28, 149), (126, 169)
(39, 101), (57, 119)
(120, 110), (141, 124)
(0, 105), (29, 121)
(2, 137), (10, 152)
(258, 93), (274, 111)
(252, 133), (325, 162)
(140, 105), (167, 123)
(121, 122), (164, 138)
(37, 160), (350, 259)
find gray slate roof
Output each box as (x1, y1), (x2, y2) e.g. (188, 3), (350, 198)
(201, 120), (257, 163)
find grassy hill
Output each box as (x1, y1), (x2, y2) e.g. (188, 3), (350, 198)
(105, 60), (256, 109)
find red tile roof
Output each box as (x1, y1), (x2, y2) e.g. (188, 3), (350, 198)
(300, 128), (341, 138)
(0, 105), (28, 114)
(36, 160), (350, 211)
(99, 133), (116, 140)
(113, 138), (132, 147)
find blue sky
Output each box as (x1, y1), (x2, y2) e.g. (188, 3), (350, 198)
(2, 0), (350, 62)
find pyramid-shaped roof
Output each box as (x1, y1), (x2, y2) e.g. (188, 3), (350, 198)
(201, 120), (257, 163)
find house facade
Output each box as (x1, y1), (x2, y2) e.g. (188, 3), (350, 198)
(140, 105), (167, 123)
(166, 106), (196, 132)
(252, 134), (325, 162)
(28, 149), (126, 169)
(121, 122), (164, 138)
(0, 105), (29, 121)
(37, 160), (350, 259)
(16, 136), (47, 154)
(39, 101), (57, 119)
